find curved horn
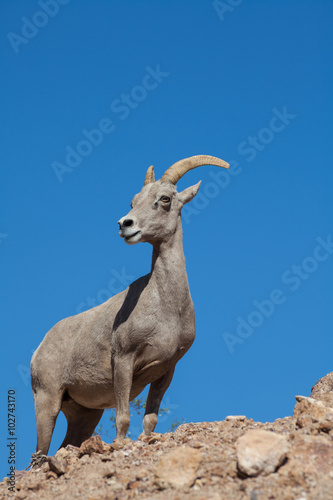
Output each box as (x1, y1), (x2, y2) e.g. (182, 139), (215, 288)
(144, 165), (155, 185)
(160, 155), (229, 184)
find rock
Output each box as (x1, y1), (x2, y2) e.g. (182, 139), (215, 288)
(105, 478), (123, 491)
(54, 445), (79, 467)
(78, 435), (104, 456)
(278, 433), (333, 499)
(45, 471), (58, 480)
(187, 439), (204, 448)
(46, 456), (67, 475)
(310, 372), (333, 408)
(127, 479), (141, 490)
(111, 437), (131, 450)
(101, 465), (116, 478)
(226, 415), (247, 421)
(294, 395), (333, 433)
(102, 442), (113, 452)
(155, 446), (202, 489)
(295, 413), (314, 429)
(236, 429), (290, 477)
(62, 444), (80, 455)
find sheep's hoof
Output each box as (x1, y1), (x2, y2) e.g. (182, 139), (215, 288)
(112, 437), (131, 450)
(138, 432), (163, 444)
(27, 451), (48, 470)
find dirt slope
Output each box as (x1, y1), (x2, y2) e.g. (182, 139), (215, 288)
(1, 373), (333, 500)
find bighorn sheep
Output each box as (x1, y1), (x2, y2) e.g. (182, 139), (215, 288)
(31, 155), (229, 454)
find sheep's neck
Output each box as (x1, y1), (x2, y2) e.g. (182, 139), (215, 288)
(150, 217), (191, 305)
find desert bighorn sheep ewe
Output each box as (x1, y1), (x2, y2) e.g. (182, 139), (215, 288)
(31, 155), (229, 454)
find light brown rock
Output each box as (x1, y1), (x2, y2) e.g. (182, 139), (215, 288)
(155, 445), (202, 489)
(111, 437), (131, 450)
(78, 435), (104, 456)
(54, 445), (80, 467)
(226, 415), (246, 421)
(278, 432), (333, 499)
(187, 439), (204, 448)
(236, 429), (290, 477)
(46, 456), (67, 475)
(310, 371), (333, 408)
(294, 395), (333, 432)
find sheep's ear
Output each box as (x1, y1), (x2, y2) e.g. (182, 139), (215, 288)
(178, 181), (201, 205)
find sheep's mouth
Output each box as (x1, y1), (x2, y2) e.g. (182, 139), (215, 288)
(125, 231), (139, 240)
(124, 231), (141, 243)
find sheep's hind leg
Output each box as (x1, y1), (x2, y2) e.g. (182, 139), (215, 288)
(60, 398), (104, 449)
(143, 367), (175, 435)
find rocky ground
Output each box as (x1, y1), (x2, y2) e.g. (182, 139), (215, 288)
(1, 373), (333, 500)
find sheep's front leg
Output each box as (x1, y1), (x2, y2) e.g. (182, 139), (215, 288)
(113, 356), (133, 439)
(143, 367), (175, 435)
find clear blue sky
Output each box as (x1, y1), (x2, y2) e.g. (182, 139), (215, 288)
(1, 0), (332, 477)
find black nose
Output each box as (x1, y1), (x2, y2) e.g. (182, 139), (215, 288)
(123, 219), (134, 228)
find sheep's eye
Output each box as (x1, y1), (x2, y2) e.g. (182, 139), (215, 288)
(160, 196), (170, 203)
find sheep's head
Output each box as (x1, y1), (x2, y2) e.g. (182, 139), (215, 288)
(118, 155), (229, 245)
